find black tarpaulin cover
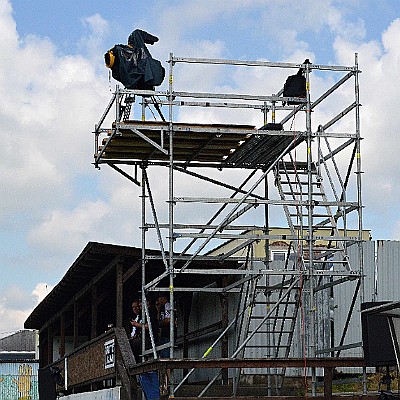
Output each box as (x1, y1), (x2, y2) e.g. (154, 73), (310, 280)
(105, 29), (165, 90)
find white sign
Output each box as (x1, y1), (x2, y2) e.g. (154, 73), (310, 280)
(104, 339), (115, 369)
(60, 387), (121, 399)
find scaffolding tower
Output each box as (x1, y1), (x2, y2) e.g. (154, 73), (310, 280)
(94, 54), (364, 397)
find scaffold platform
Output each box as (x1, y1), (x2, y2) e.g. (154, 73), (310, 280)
(97, 120), (305, 169)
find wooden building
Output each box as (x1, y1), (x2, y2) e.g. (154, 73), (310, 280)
(24, 241), (240, 399)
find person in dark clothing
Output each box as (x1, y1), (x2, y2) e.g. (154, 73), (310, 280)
(128, 297), (159, 363)
(127, 299), (142, 363)
(156, 294), (176, 358)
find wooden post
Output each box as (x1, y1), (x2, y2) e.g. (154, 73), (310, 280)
(60, 314), (65, 358)
(182, 294), (193, 377)
(91, 285), (98, 339)
(324, 366), (334, 400)
(47, 325), (52, 365)
(73, 301), (79, 349)
(116, 258), (124, 328)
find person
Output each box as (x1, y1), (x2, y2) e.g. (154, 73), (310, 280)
(127, 297), (159, 363)
(156, 294), (175, 358)
(127, 299), (142, 363)
(144, 296), (159, 352)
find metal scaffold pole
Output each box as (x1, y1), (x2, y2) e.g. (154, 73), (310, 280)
(168, 53), (175, 397)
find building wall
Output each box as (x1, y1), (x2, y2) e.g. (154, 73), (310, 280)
(185, 240), (397, 378)
(0, 361), (39, 400)
(376, 240), (400, 302)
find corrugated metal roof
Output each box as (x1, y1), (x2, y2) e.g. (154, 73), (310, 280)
(0, 330), (36, 352)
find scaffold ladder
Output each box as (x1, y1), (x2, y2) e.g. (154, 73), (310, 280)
(232, 255), (302, 396)
(274, 152), (351, 271)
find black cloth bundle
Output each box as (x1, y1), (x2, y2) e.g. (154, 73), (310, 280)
(105, 29), (165, 90)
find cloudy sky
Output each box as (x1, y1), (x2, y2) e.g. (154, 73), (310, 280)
(1, 0), (399, 337)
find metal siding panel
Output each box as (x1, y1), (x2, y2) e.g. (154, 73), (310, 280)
(0, 361), (39, 400)
(185, 242), (379, 379)
(377, 241), (400, 302)
(187, 290), (224, 382)
(333, 241), (375, 373)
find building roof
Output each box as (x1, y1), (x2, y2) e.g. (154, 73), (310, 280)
(0, 330), (36, 352)
(24, 242), (146, 330)
(24, 241), (239, 330)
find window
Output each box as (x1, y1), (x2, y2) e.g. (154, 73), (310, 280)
(271, 251), (286, 261)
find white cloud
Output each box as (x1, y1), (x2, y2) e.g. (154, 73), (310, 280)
(0, 0), (18, 51)
(0, 2), (111, 227)
(0, 282), (53, 337)
(28, 200), (112, 254)
(333, 19), (400, 212)
(0, 283), (51, 337)
(0, 304), (30, 338)
(32, 282), (54, 303)
(79, 13), (110, 65)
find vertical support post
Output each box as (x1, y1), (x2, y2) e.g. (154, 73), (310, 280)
(304, 62), (317, 395)
(221, 276), (229, 385)
(271, 101), (276, 123)
(60, 314), (65, 358)
(115, 85), (121, 122)
(73, 301), (78, 349)
(264, 173), (270, 265)
(324, 366), (333, 400)
(182, 294), (193, 378)
(142, 98), (146, 121)
(141, 165), (147, 363)
(355, 52), (366, 395)
(90, 285), (97, 339)
(263, 101), (268, 125)
(116, 259), (124, 328)
(168, 52), (175, 394)
(141, 165), (148, 362)
(264, 171), (272, 395)
(355, 52), (364, 301)
(47, 326), (52, 364)
(91, 285), (98, 339)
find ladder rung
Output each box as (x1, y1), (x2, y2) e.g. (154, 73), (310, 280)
(280, 181), (320, 185)
(283, 192), (324, 196)
(290, 213), (332, 218)
(252, 316), (297, 320)
(302, 259), (349, 263)
(254, 301), (298, 305)
(292, 224), (335, 229)
(246, 345), (290, 349)
(258, 330), (293, 334)
(278, 169), (317, 175)
(312, 247), (342, 251)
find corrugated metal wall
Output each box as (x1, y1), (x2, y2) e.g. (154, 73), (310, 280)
(376, 240), (400, 301)
(0, 361), (39, 400)
(333, 240), (375, 358)
(181, 240), (400, 380)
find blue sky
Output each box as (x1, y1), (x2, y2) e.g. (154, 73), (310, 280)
(1, 0), (400, 336)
